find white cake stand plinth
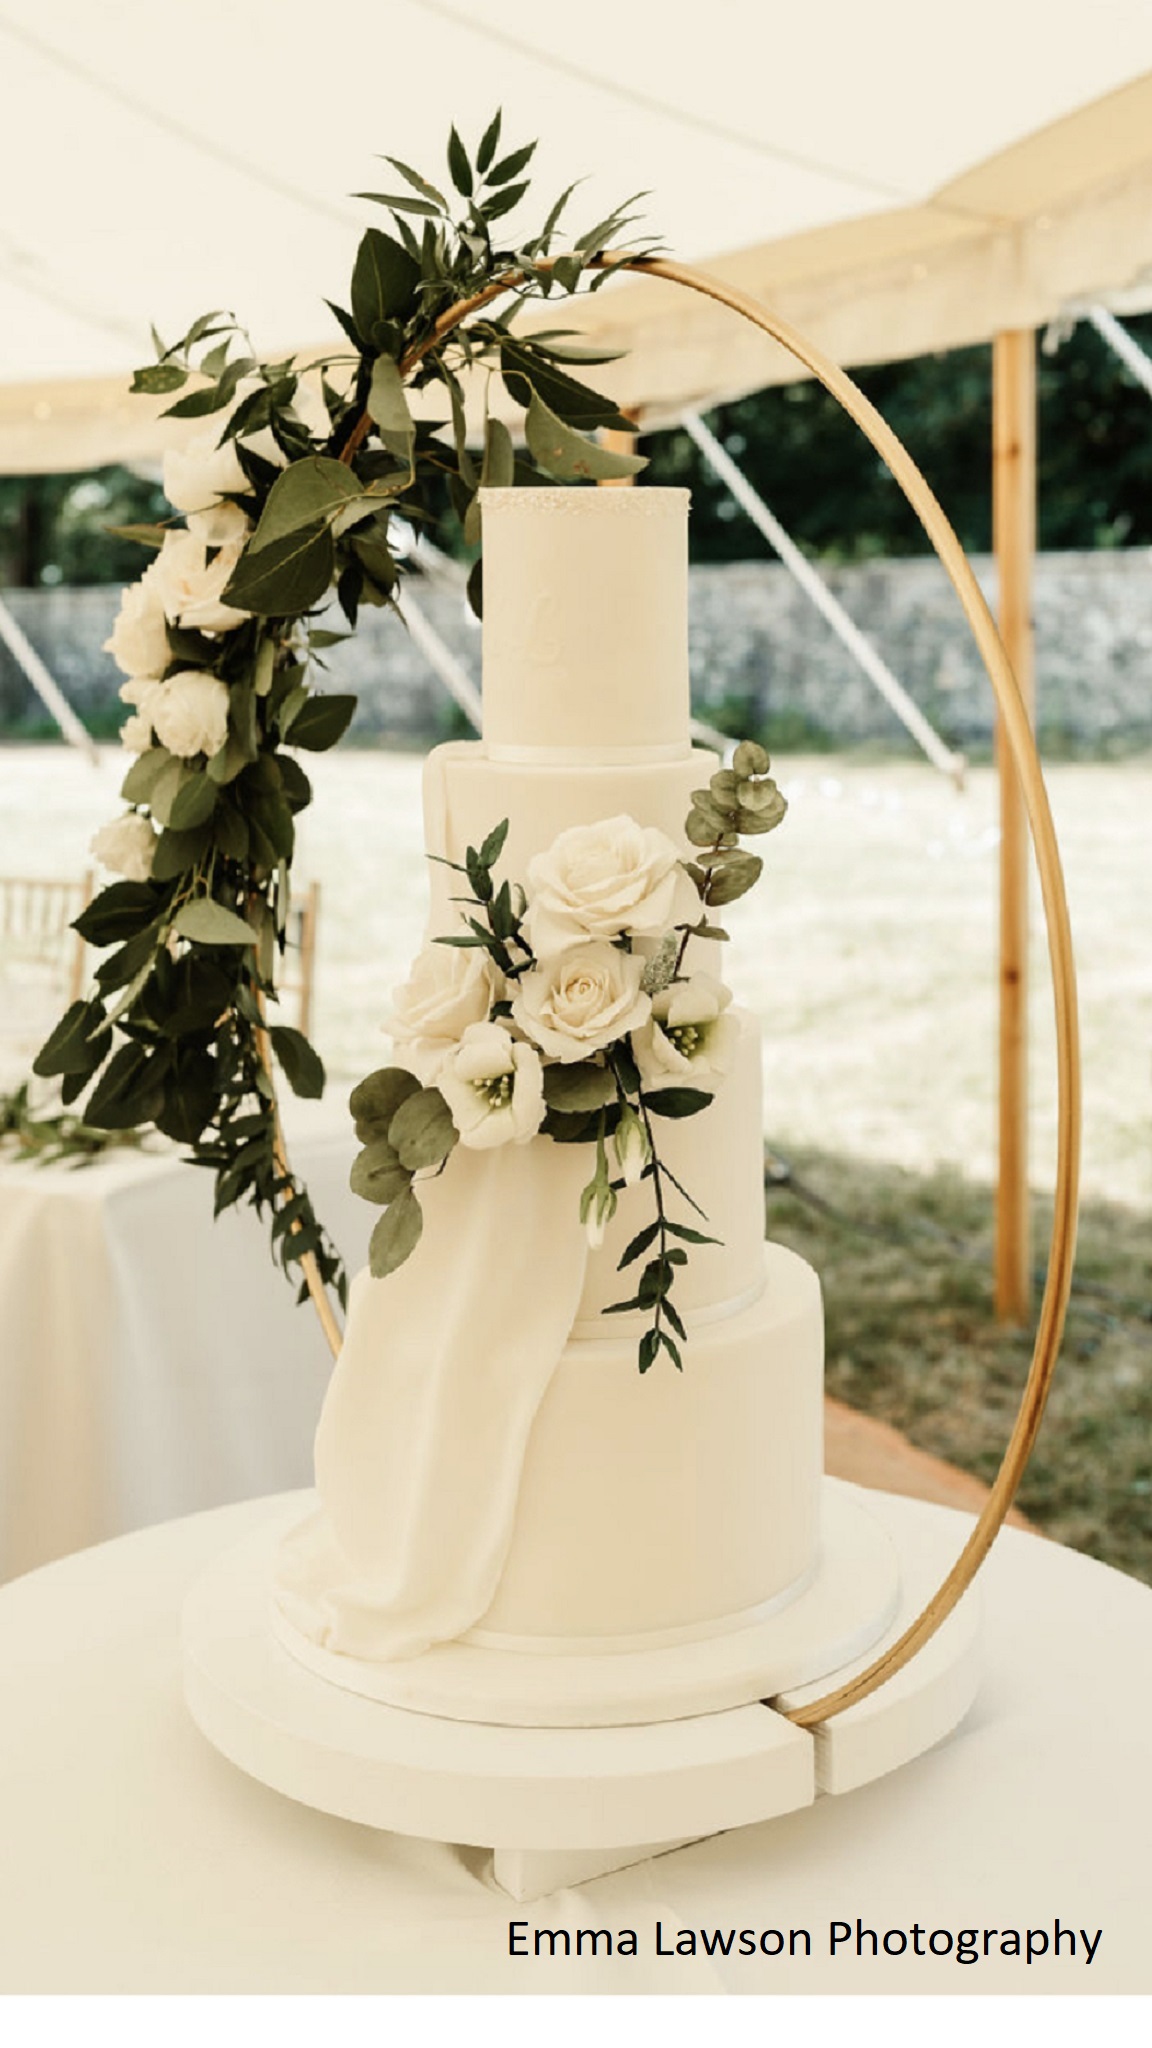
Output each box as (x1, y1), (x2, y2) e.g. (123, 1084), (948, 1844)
(182, 1482), (980, 1902)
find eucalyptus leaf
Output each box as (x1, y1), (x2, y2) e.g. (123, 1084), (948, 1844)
(32, 1000), (106, 1078)
(73, 881), (163, 946)
(222, 521), (335, 615)
(369, 1185), (423, 1279)
(149, 757), (193, 827)
(702, 850), (763, 904)
(524, 390), (646, 484)
(248, 457), (364, 554)
(542, 1063), (615, 1113)
(168, 772), (218, 832)
(269, 1025), (326, 1099)
(131, 364), (186, 395)
(366, 355), (415, 465)
(732, 739), (772, 778)
(120, 747), (172, 806)
(350, 1139), (411, 1205)
(172, 899), (256, 947)
(389, 1087), (459, 1171)
(476, 109), (502, 175)
(447, 125), (472, 197)
(349, 1065), (421, 1135)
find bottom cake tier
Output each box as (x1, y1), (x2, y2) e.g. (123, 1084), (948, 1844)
(470, 1241), (824, 1651)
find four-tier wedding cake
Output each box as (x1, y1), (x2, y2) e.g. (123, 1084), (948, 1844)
(273, 487), (825, 1696)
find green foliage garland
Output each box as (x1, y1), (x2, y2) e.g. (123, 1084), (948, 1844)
(32, 121), (661, 1313)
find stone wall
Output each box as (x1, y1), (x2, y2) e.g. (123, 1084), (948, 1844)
(3, 549), (1151, 752)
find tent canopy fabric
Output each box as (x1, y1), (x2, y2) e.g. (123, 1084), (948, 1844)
(4, 2), (1152, 468)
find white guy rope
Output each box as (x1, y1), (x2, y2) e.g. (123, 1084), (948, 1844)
(393, 583), (483, 732)
(681, 410), (966, 786)
(1083, 304), (1152, 404)
(0, 596), (99, 764)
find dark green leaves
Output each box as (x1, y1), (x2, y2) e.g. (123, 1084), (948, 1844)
(247, 457), (364, 555)
(270, 1025), (325, 1099)
(172, 899), (255, 946)
(447, 125), (472, 198)
(643, 1087), (714, 1119)
(131, 363), (186, 395)
(350, 1138), (411, 1205)
(524, 391), (646, 484)
(351, 228), (421, 344)
(32, 998), (110, 1079)
(223, 521), (335, 615)
(349, 1065), (420, 1139)
(284, 692), (357, 751)
(73, 881), (165, 946)
(366, 356), (415, 466)
(85, 1042), (170, 1130)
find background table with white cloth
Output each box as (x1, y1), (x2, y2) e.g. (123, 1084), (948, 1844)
(0, 1489), (1147, 1993)
(0, 1103), (369, 1583)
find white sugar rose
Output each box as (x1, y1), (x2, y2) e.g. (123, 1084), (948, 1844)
(150, 526), (249, 635)
(524, 814), (694, 957)
(438, 1022), (546, 1150)
(163, 432), (248, 515)
(149, 670), (230, 759)
(512, 941), (651, 1063)
(635, 972), (738, 1085)
(118, 677), (162, 753)
(104, 572), (171, 680)
(90, 811), (157, 882)
(388, 942), (499, 1082)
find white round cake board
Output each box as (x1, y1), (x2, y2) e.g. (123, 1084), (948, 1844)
(263, 1481), (899, 1728)
(182, 1479), (982, 1889)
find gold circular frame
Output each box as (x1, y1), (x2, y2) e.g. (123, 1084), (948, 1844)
(284, 255), (1082, 1730)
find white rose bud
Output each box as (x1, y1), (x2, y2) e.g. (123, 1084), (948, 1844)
(90, 811), (157, 882)
(163, 433), (249, 515)
(613, 1105), (650, 1187)
(150, 526), (249, 635)
(149, 670), (230, 760)
(635, 971), (738, 1085)
(388, 943), (499, 1083)
(579, 1174), (617, 1251)
(438, 1022), (546, 1150)
(104, 572), (171, 680)
(524, 814), (696, 956)
(511, 942), (651, 1063)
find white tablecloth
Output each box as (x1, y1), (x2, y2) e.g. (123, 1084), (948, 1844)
(0, 1489), (1147, 1994)
(0, 1105), (370, 1582)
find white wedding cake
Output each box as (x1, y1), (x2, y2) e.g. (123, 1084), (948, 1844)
(274, 487), (825, 1696)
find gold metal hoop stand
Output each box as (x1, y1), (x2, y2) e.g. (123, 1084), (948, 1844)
(282, 254), (1082, 1731)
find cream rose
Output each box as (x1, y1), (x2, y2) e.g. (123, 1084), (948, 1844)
(187, 500), (251, 550)
(150, 527), (249, 635)
(149, 670), (230, 760)
(90, 811), (157, 882)
(163, 433), (249, 515)
(388, 942), (498, 1082)
(438, 1022), (545, 1150)
(117, 677), (162, 753)
(512, 942), (650, 1063)
(524, 814), (693, 957)
(104, 572), (171, 680)
(635, 972), (737, 1085)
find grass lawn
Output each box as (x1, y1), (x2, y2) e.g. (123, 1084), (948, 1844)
(767, 1145), (1152, 1585)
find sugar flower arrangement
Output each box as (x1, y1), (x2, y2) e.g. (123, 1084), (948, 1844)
(350, 745), (785, 1372)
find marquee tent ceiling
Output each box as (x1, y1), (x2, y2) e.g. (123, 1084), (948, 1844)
(4, 1), (1152, 467)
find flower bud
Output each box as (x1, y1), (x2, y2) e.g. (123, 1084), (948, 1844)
(614, 1106), (649, 1187)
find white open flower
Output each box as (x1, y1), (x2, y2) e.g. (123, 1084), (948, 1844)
(388, 943), (499, 1083)
(512, 941), (650, 1063)
(118, 678), (162, 753)
(163, 433), (249, 515)
(150, 526), (249, 635)
(635, 972), (738, 1085)
(90, 812), (157, 882)
(149, 670), (230, 760)
(524, 815), (694, 956)
(438, 1022), (545, 1150)
(104, 572), (171, 680)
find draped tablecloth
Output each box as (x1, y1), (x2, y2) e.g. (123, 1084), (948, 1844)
(0, 1104), (369, 1583)
(0, 1489), (1147, 1994)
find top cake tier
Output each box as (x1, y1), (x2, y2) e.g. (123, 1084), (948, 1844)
(479, 487), (690, 760)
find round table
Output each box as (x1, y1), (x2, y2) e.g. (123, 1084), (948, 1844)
(0, 1489), (1148, 1994)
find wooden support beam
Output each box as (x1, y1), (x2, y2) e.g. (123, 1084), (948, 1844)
(992, 330), (1037, 1324)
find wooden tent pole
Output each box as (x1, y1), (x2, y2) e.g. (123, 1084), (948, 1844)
(992, 329), (1037, 1324)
